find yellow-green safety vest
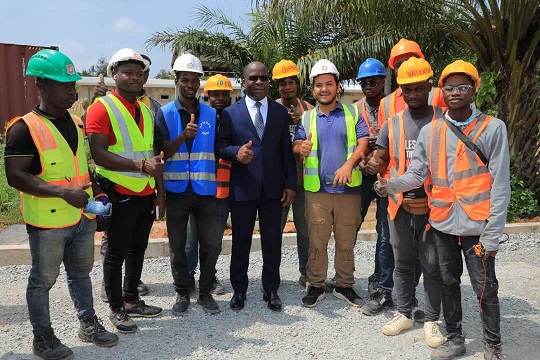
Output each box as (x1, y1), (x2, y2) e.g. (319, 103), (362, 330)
(94, 95), (155, 192)
(9, 112), (95, 228)
(302, 104), (362, 192)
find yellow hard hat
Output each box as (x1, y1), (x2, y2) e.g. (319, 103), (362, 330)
(388, 38), (425, 70)
(272, 60), (300, 80)
(438, 60), (481, 88)
(397, 57), (433, 85)
(204, 74), (233, 95)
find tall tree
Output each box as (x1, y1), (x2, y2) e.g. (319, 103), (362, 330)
(79, 56), (108, 77)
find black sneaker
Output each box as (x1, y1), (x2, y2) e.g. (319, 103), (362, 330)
(197, 293), (221, 314)
(125, 299), (162, 318)
(360, 289), (393, 315)
(78, 315), (119, 347)
(333, 286), (364, 307)
(431, 334), (466, 360)
(412, 295), (426, 323)
(367, 273), (380, 297)
(33, 329), (74, 360)
(211, 278), (225, 295)
(302, 286), (325, 308)
(138, 281), (149, 296)
(108, 307), (137, 334)
(172, 294), (190, 316)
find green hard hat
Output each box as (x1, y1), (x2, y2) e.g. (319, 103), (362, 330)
(26, 49), (82, 83)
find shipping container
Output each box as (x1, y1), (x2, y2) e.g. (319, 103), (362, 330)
(0, 43), (58, 132)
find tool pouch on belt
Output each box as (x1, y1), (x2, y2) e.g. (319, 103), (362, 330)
(401, 197), (430, 215)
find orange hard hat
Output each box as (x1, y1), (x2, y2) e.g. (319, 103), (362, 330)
(397, 57), (433, 85)
(272, 59), (300, 80)
(388, 38), (425, 70)
(438, 60), (481, 88)
(204, 74), (233, 95)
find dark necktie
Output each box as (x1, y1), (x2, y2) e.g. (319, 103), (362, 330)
(254, 101), (264, 139)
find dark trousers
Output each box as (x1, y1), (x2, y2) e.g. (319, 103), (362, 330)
(432, 228), (501, 345)
(166, 191), (218, 295)
(104, 192), (155, 310)
(389, 207), (442, 320)
(280, 184), (309, 276)
(359, 175), (393, 290)
(230, 191), (283, 294)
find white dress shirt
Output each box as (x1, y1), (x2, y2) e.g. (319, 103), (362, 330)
(245, 95), (268, 126)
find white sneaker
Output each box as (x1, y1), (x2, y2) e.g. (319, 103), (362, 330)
(424, 321), (444, 348)
(382, 312), (414, 336)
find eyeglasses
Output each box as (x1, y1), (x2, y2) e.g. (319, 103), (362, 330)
(359, 79), (380, 88)
(441, 84), (474, 94)
(246, 75), (269, 82)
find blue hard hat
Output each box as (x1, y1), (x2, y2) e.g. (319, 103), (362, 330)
(357, 58), (387, 79)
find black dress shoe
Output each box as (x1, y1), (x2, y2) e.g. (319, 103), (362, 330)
(230, 292), (246, 311)
(263, 291), (282, 312)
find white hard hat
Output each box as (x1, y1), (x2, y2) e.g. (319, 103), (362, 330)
(172, 53), (204, 76)
(107, 48), (150, 78)
(309, 59), (340, 80)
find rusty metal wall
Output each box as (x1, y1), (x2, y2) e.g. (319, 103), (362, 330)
(0, 43), (58, 132)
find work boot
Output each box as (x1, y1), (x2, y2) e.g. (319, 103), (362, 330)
(360, 288), (393, 315)
(431, 334), (466, 360)
(125, 298), (162, 318)
(78, 315), (119, 347)
(197, 293), (221, 314)
(33, 329), (74, 360)
(172, 294), (190, 316)
(367, 272), (380, 297)
(211, 278), (225, 295)
(382, 312), (414, 336)
(108, 307), (137, 334)
(484, 343), (504, 360)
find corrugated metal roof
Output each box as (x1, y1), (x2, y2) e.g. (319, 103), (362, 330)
(0, 43), (58, 131)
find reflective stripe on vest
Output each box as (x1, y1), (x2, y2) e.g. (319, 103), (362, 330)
(302, 104), (362, 192)
(386, 106), (444, 220)
(13, 112), (94, 228)
(216, 159), (232, 199)
(94, 95), (155, 192)
(428, 114), (492, 222)
(162, 102), (217, 195)
(356, 98), (372, 129)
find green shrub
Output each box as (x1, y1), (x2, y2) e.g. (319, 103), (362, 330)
(0, 138), (24, 227)
(507, 174), (540, 222)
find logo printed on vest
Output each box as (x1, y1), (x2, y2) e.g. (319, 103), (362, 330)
(200, 120), (212, 136)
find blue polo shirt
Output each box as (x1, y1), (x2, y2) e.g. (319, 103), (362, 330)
(294, 102), (369, 194)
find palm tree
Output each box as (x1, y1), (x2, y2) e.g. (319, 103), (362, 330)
(259, 0), (540, 200)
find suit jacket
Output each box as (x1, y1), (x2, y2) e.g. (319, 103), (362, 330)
(216, 97), (296, 201)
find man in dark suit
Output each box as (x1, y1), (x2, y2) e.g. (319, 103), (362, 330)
(216, 61), (296, 312)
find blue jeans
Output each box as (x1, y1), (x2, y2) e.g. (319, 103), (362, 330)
(359, 175), (393, 290)
(280, 185), (309, 275)
(388, 207), (442, 320)
(186, 197), (229, 277)
(432, 228), (501, 345)
(27, 216), (96, 335)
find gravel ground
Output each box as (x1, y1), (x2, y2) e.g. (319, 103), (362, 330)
(1, 233), (539, 360)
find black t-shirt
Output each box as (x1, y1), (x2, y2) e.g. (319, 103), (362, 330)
(4, 107), (80, 175)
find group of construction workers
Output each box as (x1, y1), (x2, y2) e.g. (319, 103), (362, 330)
(3, 35), (509, 360)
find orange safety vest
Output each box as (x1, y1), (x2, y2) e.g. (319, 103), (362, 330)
(216, 159), (232, 199)
(428, 114), (492, 222)
(355, 98), (375, 129)
(386, 106), (444, 220)
(378, 87), (446, 129)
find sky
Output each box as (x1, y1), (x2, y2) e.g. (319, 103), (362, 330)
(1, 0), (252, 77)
